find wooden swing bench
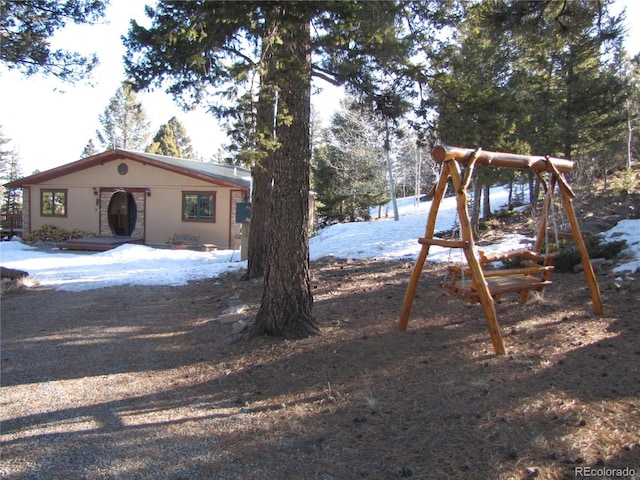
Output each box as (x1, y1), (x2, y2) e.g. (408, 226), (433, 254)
(439, 248), (557, 304)
(399, 145), (603, 356)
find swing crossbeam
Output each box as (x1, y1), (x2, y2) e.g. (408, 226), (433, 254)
(398, 145), (603, 356)
(431, 145), (575, 174)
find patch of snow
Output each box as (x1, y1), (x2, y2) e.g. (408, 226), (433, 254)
(2, 187), (638, 291)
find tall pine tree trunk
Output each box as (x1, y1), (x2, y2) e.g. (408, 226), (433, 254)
(528, 170), (536, 206)
(562, 47), (575, 160)
(471, 177), (482, 238)
(244, 35), (277, 280)
(482, 183), (491, 220)
(253, 6), (317, 338)
(384, 118), (399, 221)
(244, 162), (269, 279)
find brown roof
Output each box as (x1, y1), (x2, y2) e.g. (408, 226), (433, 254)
(4, 149), (251, 190)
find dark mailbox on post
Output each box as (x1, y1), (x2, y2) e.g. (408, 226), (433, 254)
(236, 203), (251, 223)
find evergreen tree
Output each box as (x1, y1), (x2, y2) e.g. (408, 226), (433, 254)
(96, 82), (151, 151)
(81, 138), (97, 158)
(428, 2), (525, 227)
(375, 91), (412, 221)
(146, 116), (195, 159)
(223, 91), (260, 168)
(313, 98), (389, 223)
(0, 127), (14, 173)
(428, 0), (628, 223)
(430, 2), (523, 151)
(0, 0), (107, 82)
(0, 127), (23, 227)
(629, 54), (640, 168)
(487, 0), (628, 167)
(394, 131), (436, 200)
(124, 2), (432, 339)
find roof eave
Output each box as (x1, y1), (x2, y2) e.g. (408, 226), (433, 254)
(4, 149), (251, 190)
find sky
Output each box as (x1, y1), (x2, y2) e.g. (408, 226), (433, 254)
(0, 0), (638, 176)
(1, 191), (638, 292)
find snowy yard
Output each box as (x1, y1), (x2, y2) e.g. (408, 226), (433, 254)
(1, 189), (638, 291)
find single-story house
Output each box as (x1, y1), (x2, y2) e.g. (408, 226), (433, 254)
(4, 149), (251, 249)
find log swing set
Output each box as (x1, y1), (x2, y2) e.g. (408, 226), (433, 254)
(398, 145), (603, 355)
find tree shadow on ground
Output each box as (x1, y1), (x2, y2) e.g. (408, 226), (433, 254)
(1, 260), (638, 479)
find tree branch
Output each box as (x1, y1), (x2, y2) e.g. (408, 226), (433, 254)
(311, 65), (339, 85)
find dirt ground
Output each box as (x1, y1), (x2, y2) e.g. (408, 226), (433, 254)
(1, 187), (639, 479)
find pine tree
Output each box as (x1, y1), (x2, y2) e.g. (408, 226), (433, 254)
(81, 139), (97, 158)
(313, 98), (389, 223)
(0, 127), (23, 228)
(628, 54), (640, 168)
(429, 2), (522, 152)
(124, 2), (439, 339)
(222, 91), (261, 168)
(428, 0), (628, 223)
(487, 0), (628, 167)
(428, 2), (524, 228)
(146, 117), (195, 159)
(0, 1), (107, 82)
(394, 131), (436, 201)
(96, 82), (151, 151)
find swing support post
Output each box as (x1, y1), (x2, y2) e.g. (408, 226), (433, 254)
(399, 145), (603, 356)
(449, 156), (506, 355)
(399, 161), (451, 330)
(555, 176), (603, 314)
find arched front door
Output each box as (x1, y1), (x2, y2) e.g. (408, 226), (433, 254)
(108, 191), (137, 236)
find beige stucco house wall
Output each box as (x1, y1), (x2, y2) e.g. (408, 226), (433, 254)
(5, 150), (251, 249)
